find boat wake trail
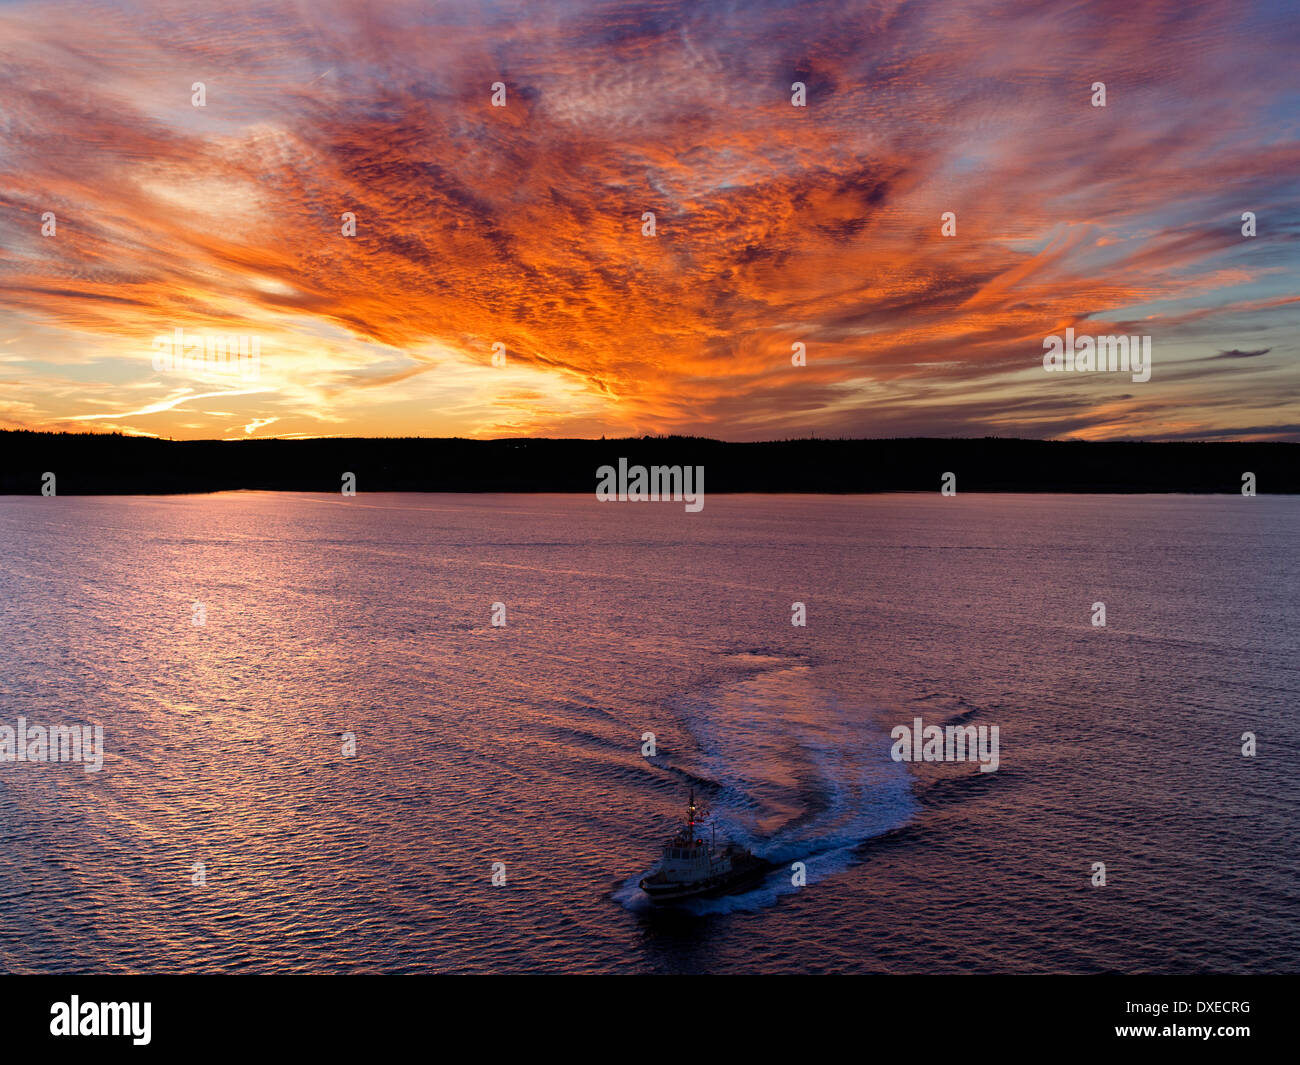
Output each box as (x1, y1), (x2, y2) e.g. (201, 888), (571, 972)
(616, 653), (919, 915)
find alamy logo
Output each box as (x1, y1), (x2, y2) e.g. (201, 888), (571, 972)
(595, 458), (704, 512)
(1043, 327), (1151, 383)
(50, 996), (151, 1045)
(890, 717), (1000, 773)
(152, 327), (261, 379)
(0, 717), (104, 772)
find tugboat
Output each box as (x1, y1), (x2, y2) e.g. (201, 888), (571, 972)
(639, 790), (770, 903)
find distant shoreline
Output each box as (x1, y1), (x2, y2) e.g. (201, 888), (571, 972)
(1, 431), (1296, 495)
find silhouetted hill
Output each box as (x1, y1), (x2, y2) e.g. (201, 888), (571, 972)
(0, 431), (1295, 494)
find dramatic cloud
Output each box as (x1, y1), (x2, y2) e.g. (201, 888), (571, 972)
(1, 0), (1297, 440)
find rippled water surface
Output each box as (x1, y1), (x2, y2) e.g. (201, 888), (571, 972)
(0, 493), (1296, 973)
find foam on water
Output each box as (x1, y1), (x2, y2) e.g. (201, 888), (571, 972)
(616, 653), (920, 914)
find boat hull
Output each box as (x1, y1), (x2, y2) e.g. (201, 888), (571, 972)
(639, 857), (771, 904)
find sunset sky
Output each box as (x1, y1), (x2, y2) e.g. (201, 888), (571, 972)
(1, 0), (1297, 441)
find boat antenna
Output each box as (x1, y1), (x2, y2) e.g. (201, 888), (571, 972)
(687, 789), (696, 834)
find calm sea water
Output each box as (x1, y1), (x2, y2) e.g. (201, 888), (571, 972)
(0, 493), (1295, 974)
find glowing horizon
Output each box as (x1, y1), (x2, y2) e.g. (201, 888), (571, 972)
(1, 0), (1298, 442)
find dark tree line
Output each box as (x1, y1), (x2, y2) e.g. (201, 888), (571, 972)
(0, 430), (1295, 494)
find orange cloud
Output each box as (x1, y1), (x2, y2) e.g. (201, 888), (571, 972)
(0, 0), (1297, 441)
